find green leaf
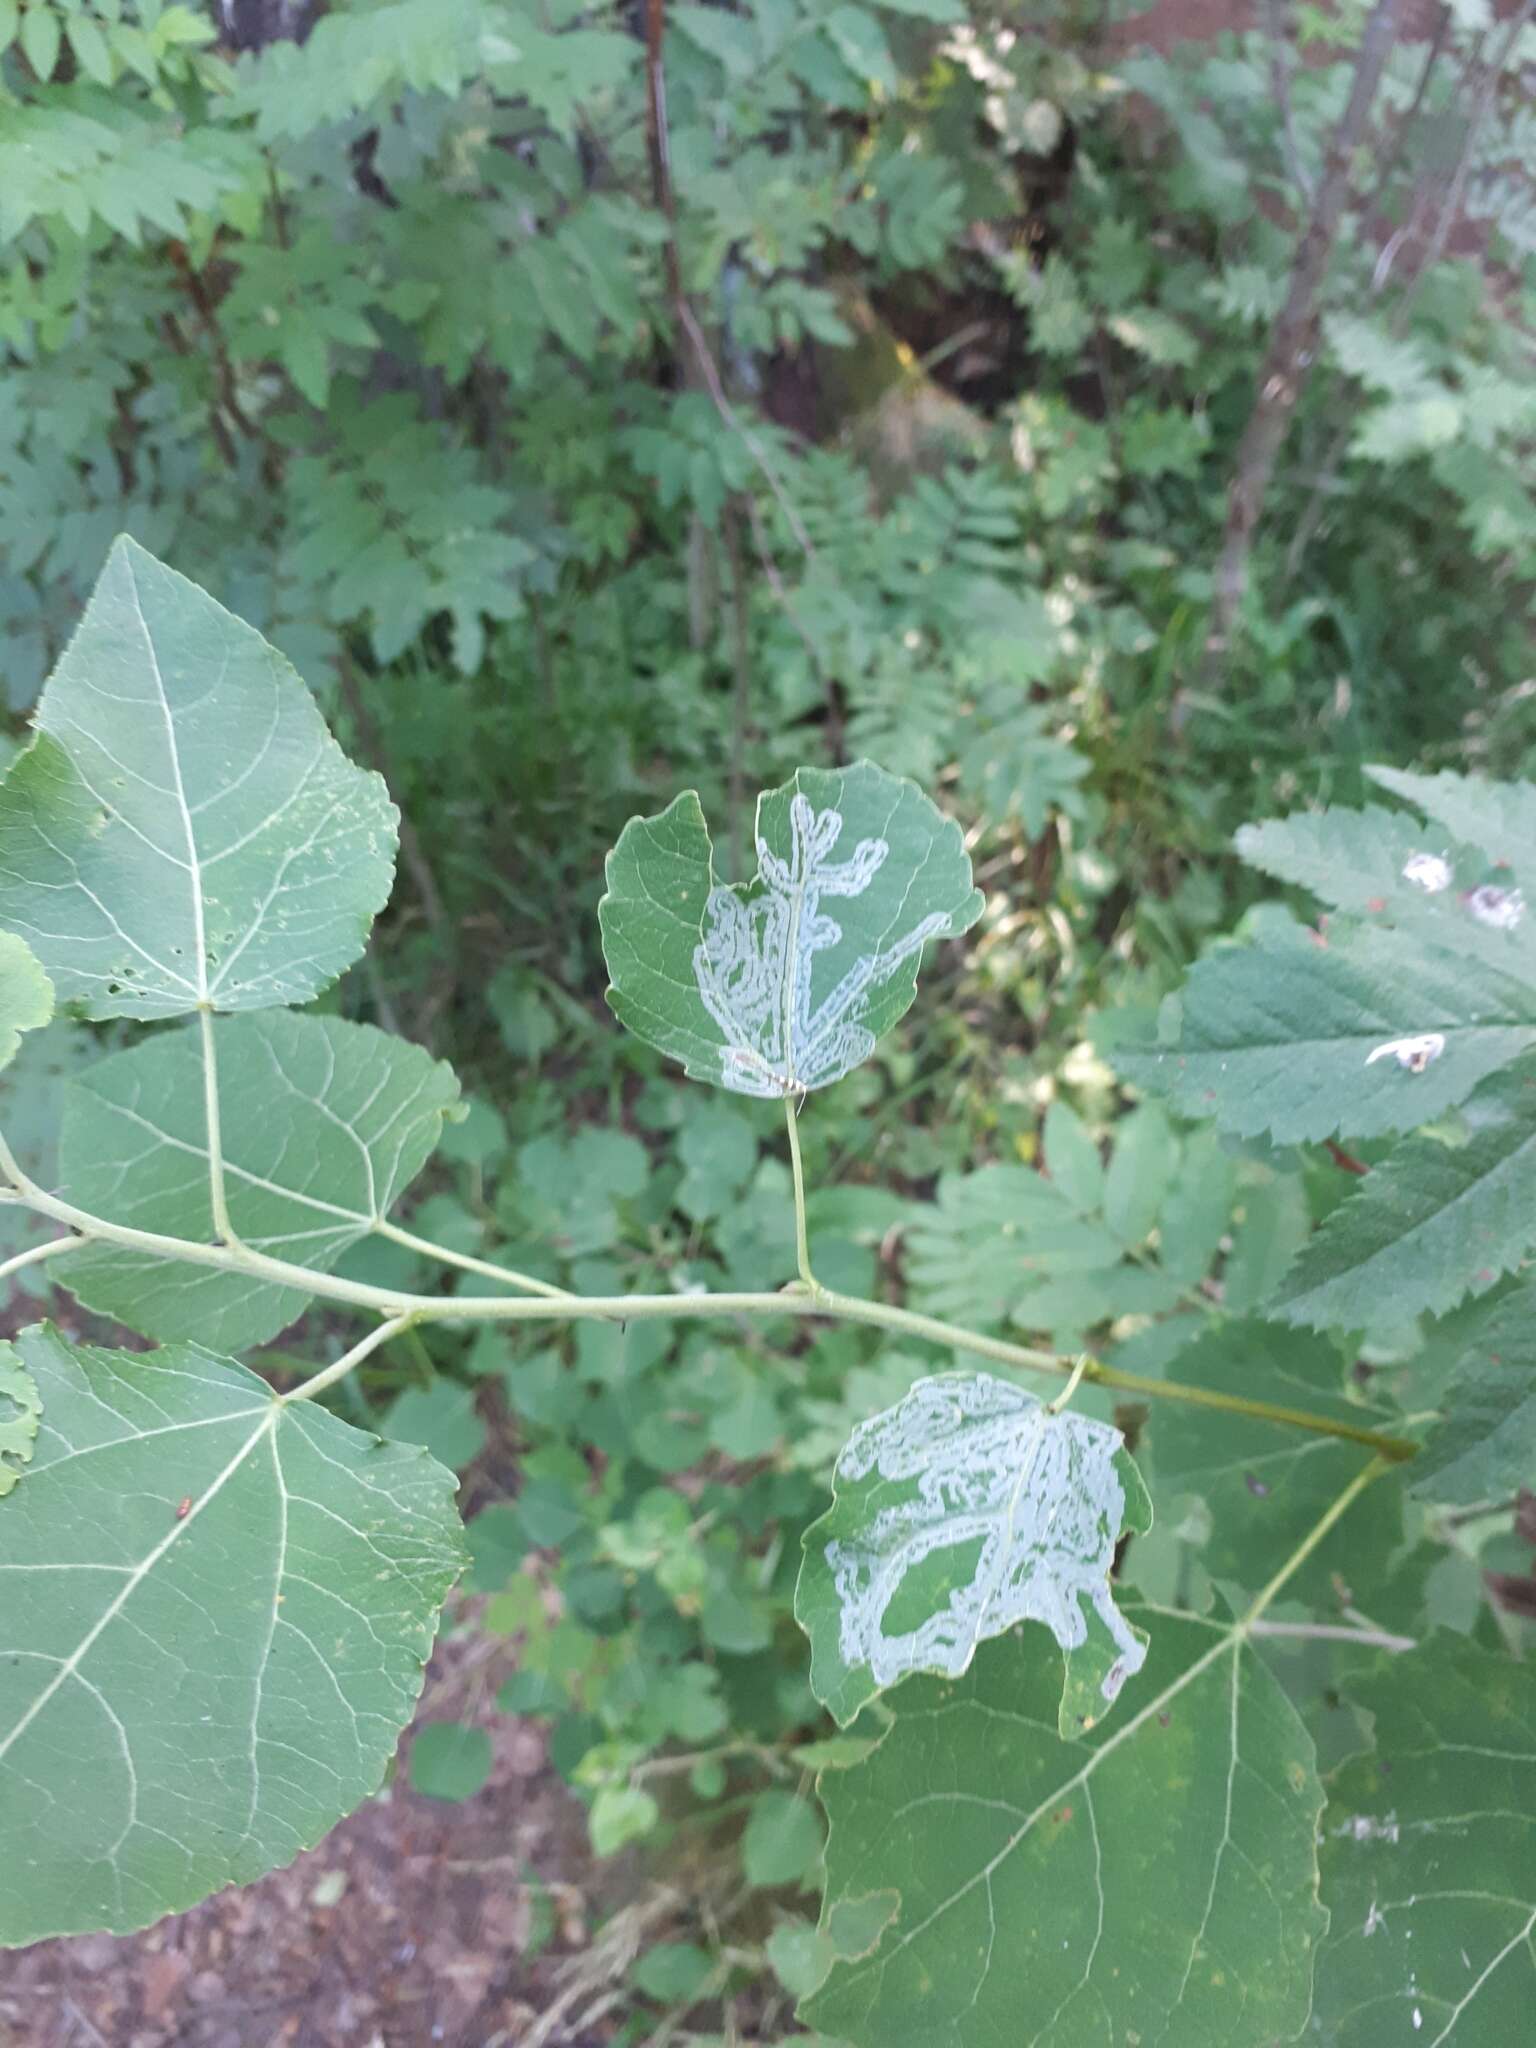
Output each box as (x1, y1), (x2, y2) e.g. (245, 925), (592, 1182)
(1409, 1287), (1536, 1504)
(905, 1164), (1126, 1331)
(19, 1), (61, 80)
(1368, 763), (1536, 877)
(384, 1378), (486, 1472)
(1270, 1061), (1536, 1330)
(408, 1721), (493, 1802)
(806, 1613), (1326, 2046)
(1102, 1100), (1176, 1245)
(743, 1788), (824, 1888)
(0, 1341), (41, 1497)
(1137, 1321), (1400, 1606)
(0, 538), (397, 1019)
(1314, 1637), (1536, 2043)
(796, 1373), (1152, 1737)
(0, 1326), (463, 1947)
(0, 931), (52, 1070)
(600, 760), (982, 1096)
(58, 1012), (461, 1348)
(1041, 1100), (1105, 1214)
(590, 1782), (659, 1857)
(1116, 924), (1536, 1143)
(633, 1941), (714, 2001)
(1235, 800), (1536, 980)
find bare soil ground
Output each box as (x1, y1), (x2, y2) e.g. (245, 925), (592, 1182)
(0, 1628), (608, 2048)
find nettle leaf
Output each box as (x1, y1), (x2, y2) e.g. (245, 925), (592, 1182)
(1271, 1059), (1536, 1330)
(58, 1012), (461, 1348)
(1236, 801), (1536, 981)
(1137, 1321), (1401, 1609)
(805, 1612), (1325, 2047)
(0, 931), (52, 1070)
(1117, 922), (1536, 1143)
(0, 537), (397, 1019)
(0, 1327), (464, 1948)
(1368, 762), (1536, 875)
(600, 760), (982, 1097)
(0, 1342), (42, 1497)
(1409, 1286), (1536, 1505)
(796, 1373), (1152, 1738)
(1314, 1637), (1536, 2044)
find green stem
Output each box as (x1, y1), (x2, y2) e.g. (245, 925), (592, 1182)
(1239, 1455), (1390, 1632)
(282, 1314), (417, 1405)
(1048, 1353), (1092, 1414)
(0, 1147), (1420, 1463)
(198, 1006), (238, 1247)
(373, 1219), (572, 1300)
(0, 1235), (86, 1285)
(784, 1093), (817, 1292)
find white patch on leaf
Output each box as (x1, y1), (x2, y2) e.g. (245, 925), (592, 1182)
(824, 1373), (1146, 1701)
(1402, 851), (1452, 893)
(1464, 884), (1525, 931)
(694, 795), (951, 1096)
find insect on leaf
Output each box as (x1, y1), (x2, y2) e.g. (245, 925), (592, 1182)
(795, 1372), (1152, 1737)
(1115, 921), (1536, 1145)
(600, 760), (983, 1096)
(0, 537), (398, 1019)
(805, 1612), (1326, 2048)
(0, 1326), (464, 1948)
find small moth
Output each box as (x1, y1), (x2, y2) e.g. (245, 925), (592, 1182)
(175, 1496), (193, 1521)
(1365, 1032), (1445, 1074)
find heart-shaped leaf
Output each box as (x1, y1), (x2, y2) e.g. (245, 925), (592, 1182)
(600, 761), (982, 1096)
(805, 1612), (1326, 2047)
(796, 1371), (1152, 1736)
(0, 537), (397, 1019)
(0, 1326), (463, 1948)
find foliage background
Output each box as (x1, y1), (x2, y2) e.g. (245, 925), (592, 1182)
(3, 0), (1535, 2037)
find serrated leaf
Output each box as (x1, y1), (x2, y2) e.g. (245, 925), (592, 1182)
(600, 761), (981, 1097)
(0, 538), (397, 1019)
(1314, 1637), (1536, 2043)
(1409, 1287), (1536, 1504)
(796, 1373), (1151, 1737)
(0, 1326), (464, 1947)
(0, 1341), (41, 1497)
(905, 1164), (1126, 1331)
(1368, 763), (1536, 877)
(1138, 1321), (1400, 1606)
(1116, 924), (1536, 1143)
(0, 931), (52, 1070)
(58, 1012), (460, 1349)
(1271, 1060), (1536, 1330)
(1236, 800), (1536, 980)
(805, 1612), (1325, 2046)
